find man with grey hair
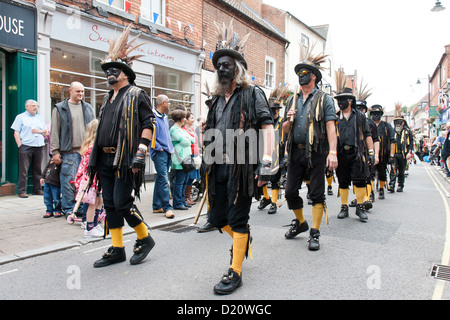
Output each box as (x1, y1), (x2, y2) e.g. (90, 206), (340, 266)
(11, 99), (48, 198)
(51, 81), (94, 215)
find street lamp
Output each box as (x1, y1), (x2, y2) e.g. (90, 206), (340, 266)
(431, 1), (445, 12)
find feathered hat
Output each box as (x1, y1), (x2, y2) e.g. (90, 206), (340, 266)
(355, 78), (372, 104)
(370, 104), (384, 115)
(268, 84), (288, 109)
(101, 23), (147, 84)
(294, 43), (328, 83)
(393, 102), (406, 123)
(212, 18), (250, 70)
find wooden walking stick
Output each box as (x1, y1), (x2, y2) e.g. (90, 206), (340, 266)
(289, 85), (299, 123)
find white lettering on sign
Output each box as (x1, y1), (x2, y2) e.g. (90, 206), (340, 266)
(0, 15), (25, 36)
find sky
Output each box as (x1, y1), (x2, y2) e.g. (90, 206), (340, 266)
(262, 0), (450, 112)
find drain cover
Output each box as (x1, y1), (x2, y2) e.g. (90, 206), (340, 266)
(430, 264), (450, 281)
(160, 224), (197, 233)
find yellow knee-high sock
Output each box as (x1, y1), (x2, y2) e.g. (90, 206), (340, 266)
(271, 189), (279, 203)
(222, 225), (233, 238)
(293, 208), (305, 223)
(133, 222), (149, 240)
(110, 227), (124, 248)
(262, 185), (269, 199)
(364, 183), (373, 202)
(380, 181), (386, 189)
(312, 203), (324, 230)
(339, 188), (349, 205)
(327, 176), (333, 186)
(230, 232), (249, 276)
(355, 187), (366, 204)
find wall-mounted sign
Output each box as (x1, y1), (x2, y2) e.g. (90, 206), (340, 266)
(0, 0), (36, 52)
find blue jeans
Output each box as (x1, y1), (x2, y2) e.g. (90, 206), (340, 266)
(60, 152), (81, 215)
(43, 183), (61, 214)
(173, 169), (189, 208)
(151, 151), (173, 211)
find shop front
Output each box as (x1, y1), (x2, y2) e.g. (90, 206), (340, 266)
(46, 8), (203, 178)
(0, 0), (37, 194)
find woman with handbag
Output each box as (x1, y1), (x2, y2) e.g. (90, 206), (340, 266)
(75, 119), (104, 237)
(182, 112), (201, 205)
(170, 109), (195, 210)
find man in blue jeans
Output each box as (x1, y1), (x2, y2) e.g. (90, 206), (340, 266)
(51, 82), (95, 216)
(150, 95), (175, 219)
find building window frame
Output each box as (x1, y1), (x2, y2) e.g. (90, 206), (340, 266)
(265, 56), (276, 89)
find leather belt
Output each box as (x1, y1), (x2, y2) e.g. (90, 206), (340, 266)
(343, 145), (354, 151)
(102, 147), (117, 154)
(297, 144), (306, 150)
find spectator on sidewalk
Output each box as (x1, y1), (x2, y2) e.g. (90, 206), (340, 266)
(11, 99), (48, 198)
(150, 95), (175, 219)
(51, 82), (95, 217)
(40, 158), (62, 218)
(182, 111), (200, 206)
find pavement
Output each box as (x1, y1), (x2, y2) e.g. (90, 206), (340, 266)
(0, 181), (208, 265)
(1, 160), (448, 266)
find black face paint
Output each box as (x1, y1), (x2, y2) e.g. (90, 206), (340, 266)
(337, 99), (350, 110)
(106, 67), (122, 85)
(297, 68), (312, 86)
(216, 56), (236, 83)
(371, 113), (382, 121)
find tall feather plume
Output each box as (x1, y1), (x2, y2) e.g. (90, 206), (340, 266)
(102, 23), (148, 66)
(214, 19), (250, 55)
(355, 78), (373, 101)
(394, 102), (403, 117)
(269, 84), (289, 105)
(335, 67), (348, 94)
(301, 42), (328, 70)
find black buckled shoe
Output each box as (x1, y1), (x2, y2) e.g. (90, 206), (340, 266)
(355, 204), (368, 222)
(93, 246), (126, 268)
(379, 189), (385, 199)
(337, 205), (349, 219)
(387, 184), (395, 193)
(363, 200), (373, 211)
(197, 221), (217, 233)
(284, 219), (309, 239)
(396, 186), (403, 192)
(130, 235), (155, 265)
(257, 197), (271, 210)
(268, 202), (277, 214)
(213, 268), (242, 295)
(307, 228), (320, 251)
(349, 199), (357, 207)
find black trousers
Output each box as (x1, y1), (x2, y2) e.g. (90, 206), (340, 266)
(209, 164), (252, 234)
(285, 147), (327, 210)
(376, 160), (388, 182)
(389, 154), (407, 188)
(336, 150), (367, 189)
(97, 151), (142, 229)
(18, 145), (43, 194)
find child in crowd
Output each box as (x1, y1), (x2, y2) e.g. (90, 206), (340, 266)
(75, 119), (104, 238)
(40, 158), (62, 218)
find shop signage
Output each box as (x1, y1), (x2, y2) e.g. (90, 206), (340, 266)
(51, 11), (198, 73)
(0, 0), (36, 52)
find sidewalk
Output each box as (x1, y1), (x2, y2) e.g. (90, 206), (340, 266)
(0, 181), (207, 265)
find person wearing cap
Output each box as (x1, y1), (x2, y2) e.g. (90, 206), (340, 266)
(348, 100), (379, 210)
(204, 20), (274, 295)
(334, 88), (374, 222)
(369, 104), (396, 199)
(11, 99), (49, 198)
(258, 85), (288, 215)
(87, 24), (156, 268)
(388, 115), (413, 192)
(282, 53), (338, 251)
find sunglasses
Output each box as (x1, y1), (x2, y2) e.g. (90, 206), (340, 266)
(296, 69), (310, 76)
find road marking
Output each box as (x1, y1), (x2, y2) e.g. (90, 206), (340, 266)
(424, 165), (450, 300)
(0, 269), (18, 276)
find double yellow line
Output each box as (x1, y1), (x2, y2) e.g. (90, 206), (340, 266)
(424, 164), (450, 300)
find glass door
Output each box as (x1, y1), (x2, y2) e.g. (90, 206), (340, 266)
(0, 51), (4, 183)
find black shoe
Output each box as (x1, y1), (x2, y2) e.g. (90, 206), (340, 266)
(369, 191), (375, 202)
(284, 219), (309, 239)
(387, 185), (395, 193)
(397, 186), (403, 192)
(197, 221), (217, 233)
(355, 204), (368, 222)
(268, 203), (277, 214)
(349, 199), (357, 207)
(257, 197), (271, 210)
(93, 246), (126, 268)
(379, 189), (385, 199)
(130, 235), (155, 265)
(337, 205), (349, 219)
(363, 200), (373, 211)
(307, 228), (320, 251)
(174, 206), (189, 210)
(213, 268), (242, 295)
(327, 186), (333, 196)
